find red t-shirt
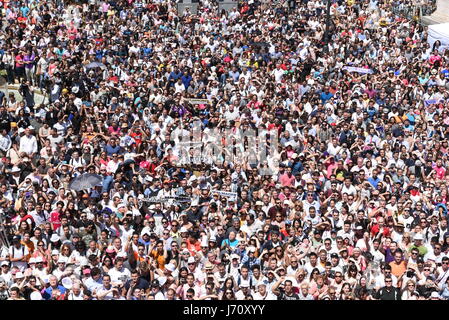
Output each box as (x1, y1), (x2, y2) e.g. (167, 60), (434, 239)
(50, 211), (61, 230)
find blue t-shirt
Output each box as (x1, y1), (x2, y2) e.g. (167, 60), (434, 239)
(221, 238), (239, 248)
(42, 285), (67, 300)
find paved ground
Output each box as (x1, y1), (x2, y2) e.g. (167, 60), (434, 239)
(1, 84), (48, 105)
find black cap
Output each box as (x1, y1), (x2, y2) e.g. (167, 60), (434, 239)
(151, 279), (160, 288)
(73, 233), (81, 238)
(12, 235), (21, 242)
(331, 253), (339, 259)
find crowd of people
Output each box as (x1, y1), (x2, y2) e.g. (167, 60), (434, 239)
(0, 0), (448, 301)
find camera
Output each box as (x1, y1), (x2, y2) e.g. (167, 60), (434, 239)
(406, 270), (415, 278)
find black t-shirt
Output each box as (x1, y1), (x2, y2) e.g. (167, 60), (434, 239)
(124, 277), (150, 292)
(277, 290), (300, 300)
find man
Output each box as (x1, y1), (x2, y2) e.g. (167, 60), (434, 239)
(108, 256), (131, 286)
(19, 127), (38, 157)
(298, 283), (314, 300)
(272, 277), (300, 300)
(373, 276), (401, 300)
(83, 267), (103, 292)
(389, 249), (407, 278)
(8, 235), (29, 271)
(42, 275), (67, 300)
(253, 283), (276, 300)
(95, 274), (116, 300)
(123, 269), (149, 296)
(149, 279), (165, 300)
(436, 257), (449, 289)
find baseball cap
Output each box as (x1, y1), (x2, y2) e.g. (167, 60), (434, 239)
(414, 234), (424, 241)
(430, 292), (440, 299)
(187, 257), (196, 264)
(51, 249), (59, 255)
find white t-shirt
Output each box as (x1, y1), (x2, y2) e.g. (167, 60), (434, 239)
(108, 267), (131, 285)
(9, 245), (29, 271)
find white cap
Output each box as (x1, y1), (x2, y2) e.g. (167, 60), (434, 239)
(57, 257), (67, 264)
(414, 234), (424, 241)
(200, 237), (208, 247)
(180, 227), (188, 233)
(230, 253), (240, 260)
(29, 257), (36, 264)
(117, 203), (126, 209)
(30, 291), (43, 300)
(117, 252), (128, 259)
(50, 234), (61, 242)
(11, 166), (20, 173)
(0, 261), (8, 267)
(51, 249), (60, 255)
(187, 257), (196, 264)
(15, 271), (24, 278)
(247, 246), (256, 253)
(165, 263), (176, 272)
(61, 277), (73, 289)
(431, 292), (440, 298)
(35, 256), (44, 263)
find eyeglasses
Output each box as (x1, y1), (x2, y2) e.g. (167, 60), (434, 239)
(385, 280), (392, 283)
(443, 262), (449, 265)
(186, 295), (193, 298)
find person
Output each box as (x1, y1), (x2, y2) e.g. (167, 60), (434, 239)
(8, 235), (29, 271)
(373, 277), (401, 300)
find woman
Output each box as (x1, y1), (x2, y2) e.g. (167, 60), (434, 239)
(219, 277), (236, 299)
(309, 274), (328, 299)
(32, 240), (49, 265)
(401, 280), (419, 300)
(60, 244), (72, 259)
(353, 276), (372, 300)
(221, 289), (236, 301)
(102, 256), (114, 274)
(68, 241), (88, 267)
(346, 264), (359, 287)
(339, 282), (353, 300)
(14, 50), (25, 83)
